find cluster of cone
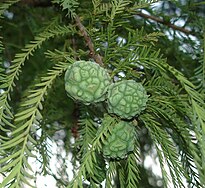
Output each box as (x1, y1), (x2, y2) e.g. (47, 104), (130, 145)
(65, 61), (148, 159)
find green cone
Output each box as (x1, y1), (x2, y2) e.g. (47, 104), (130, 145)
(107, 80), (148, 119)
(103, 120), (136, 159)
(65, 61), (111, 104)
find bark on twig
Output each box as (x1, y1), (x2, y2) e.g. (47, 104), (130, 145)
(19, 1), (194, 36)
(21, 0), (194, 35)
(136, 12), (193, 35)
(75, 16), (104, 66)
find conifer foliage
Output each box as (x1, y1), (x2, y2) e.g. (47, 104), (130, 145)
(0, 0), (205, 187)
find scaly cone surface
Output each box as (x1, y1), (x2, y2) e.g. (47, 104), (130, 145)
(103, 120), (136, 159)
(107, 80), (148, 119)
(65, 61), (111, 104)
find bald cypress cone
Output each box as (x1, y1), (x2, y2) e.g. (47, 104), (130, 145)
(107, 80), (148, 119)
(102, 120), (136, 159)
(65, 61), (111, 105)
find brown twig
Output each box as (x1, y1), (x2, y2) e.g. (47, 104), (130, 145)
(136, 12), (193, 35)
(75, 16), (104, 66)
(18, 1), (193, 36)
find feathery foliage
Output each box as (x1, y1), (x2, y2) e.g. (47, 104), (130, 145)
(52, 0), (79, 18)
(0, 60), (71, 187)
(0, 20), (75, 136)
(192, 31), (205, 94)
(0, 0), (205, 188)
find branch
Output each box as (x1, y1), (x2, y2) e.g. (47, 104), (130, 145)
(20, 0), (51, 7)
(75, 16), (104, 66)
(136, 12), (193, 35)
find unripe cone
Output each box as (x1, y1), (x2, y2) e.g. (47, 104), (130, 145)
(107, 80), (148, 119)
(103, 120), (135, 159)
(65, 61), (111, 104)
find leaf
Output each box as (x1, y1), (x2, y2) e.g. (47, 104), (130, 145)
(0, 60), (69, 187)
(25, 147), (36, 158)
(68, 114), (116, 187)
(52, 0), (79, 18)
(0, 150), (21, 164)
(11, 121), (30, 135)
(15, 110), (35, 122)
(22, 156), (33, 172)
(0, 157), (20, 172)
(110, 0), (131, 20)
(141, 113), (187, 187)
(1, 132), (26, 148)
(21, 168), (35, 179)
(0, 164), (20, 187)
(0, 20), (75, 134)
(20, 174), (35, 188)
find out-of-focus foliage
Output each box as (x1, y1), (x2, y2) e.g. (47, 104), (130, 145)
(0, 0), (205, 188)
